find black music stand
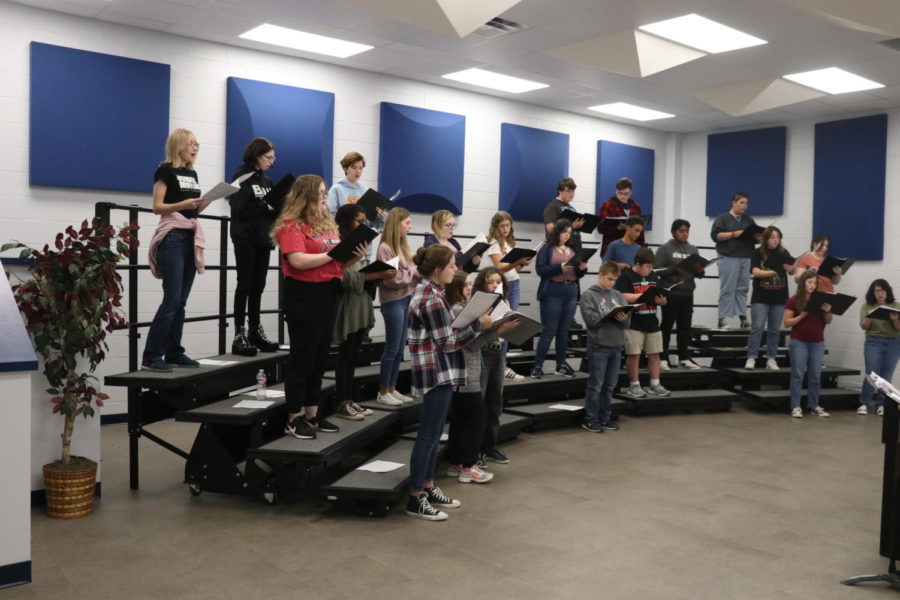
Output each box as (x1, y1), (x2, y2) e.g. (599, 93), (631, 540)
(842, 373), (900, 589)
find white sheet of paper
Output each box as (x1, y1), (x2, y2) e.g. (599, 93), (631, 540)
(279, 344), (290, 350)
(450, 290), (499, 328)
(197, 358), (238, 366)
(440, 432), (449, 442)
(233, 399), (274, 409)
(357, 460), (405, 473)
(386, 255), (400, 269)
(231, 172), (254, 186)
(462, 232), (488, 253)
(491, 299), (511, 320)
(389, 189), (402, 201)
(203, 180), (241, 202)
(548, 403), (582, 412)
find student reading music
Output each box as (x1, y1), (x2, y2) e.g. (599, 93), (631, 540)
(794, 234), (842, 293)
(332, 204), (396, 421)
(423, 210), (480, 273)
(858, 279), (900, 416)
(325, 152), (386, 236)
(542, 178), (584, 249)
(531, 219), (588, 379)
(375, 207), (419, 406)
(653, 219), (704, 371)
(597, 177), (645, 256)
(710, 192), (758, 329)
(486, 210), (531, 381)
(745, 226), (795, 371)
(406, 245), (486, 521)
(602, 215), (644, 269)
(784, 270), (832, 419)
(274, 175), (366, 440)
(579, 261), (630, 433)
(142, 128), (210, 373)
(228, 137), (279, 357)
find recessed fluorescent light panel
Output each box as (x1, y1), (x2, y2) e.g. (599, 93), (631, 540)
(588, 102), (674, 122)
(783, 67), (884, 94)
(442, 68), (548, 94)
(239, 24), (373, 58)
(639, 14), (766, 54)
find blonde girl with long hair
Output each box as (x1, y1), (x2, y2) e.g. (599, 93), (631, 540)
(375, 207), (419, 405)
(275, 174), (366, 440)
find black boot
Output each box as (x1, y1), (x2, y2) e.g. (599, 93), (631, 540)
(249, 323), (280, 352)
(232, 326), (257, 357)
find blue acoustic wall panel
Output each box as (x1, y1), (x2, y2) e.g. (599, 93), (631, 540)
(226, 77), (334, 185)
(378, 102), (465, 215)
(706, 127), (786, 216)
(596, 140), (655, 230)
(29, 42), (170, 193)
(500, 124), (569, 222)
(813, 114), (886, 261)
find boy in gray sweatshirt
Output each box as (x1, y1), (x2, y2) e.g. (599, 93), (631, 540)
(579, 261), (630, 432)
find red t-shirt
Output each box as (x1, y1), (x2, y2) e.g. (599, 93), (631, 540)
(786, 295), (826, 343)
(277, 221), (342, 283)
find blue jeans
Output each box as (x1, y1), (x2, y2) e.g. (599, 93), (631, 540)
(584, 344), (622, 425)
(717, 255), (750, 319)
(860, 336), (900, 407)
(502, 278), (521, 359)
(379, 295), (410, 389)
(143, 229), (196, 363)
(747, 303), (785, 359)
(535, 281), (578, 368)
(789, 338), (825, 409)
(409, 384), (453, 492)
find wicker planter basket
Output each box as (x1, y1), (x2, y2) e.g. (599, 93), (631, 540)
(42, 458), (97, 519)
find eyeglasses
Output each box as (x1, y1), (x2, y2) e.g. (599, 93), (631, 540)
(262, 154), (275, 161)
(444, 223), (456, 229)
(318, 190), (327, 197)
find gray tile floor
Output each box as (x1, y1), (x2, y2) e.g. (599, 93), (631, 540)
(9, 404), (900, 599)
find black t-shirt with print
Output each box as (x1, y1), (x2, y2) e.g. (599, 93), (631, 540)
(154, 163), (201, 219)
(750, 248), (790, 305)
(614, 269), (660, 332)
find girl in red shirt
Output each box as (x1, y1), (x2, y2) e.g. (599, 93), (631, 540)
(784, 270), (833, 419)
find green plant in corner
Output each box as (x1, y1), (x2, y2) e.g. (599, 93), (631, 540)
(3, 218), (138, 468)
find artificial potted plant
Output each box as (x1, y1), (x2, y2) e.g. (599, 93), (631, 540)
(3, 217), (136, 518)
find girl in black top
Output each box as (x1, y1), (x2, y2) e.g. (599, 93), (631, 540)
(745, 226), (795, 370)
(229, 138), (278, 355)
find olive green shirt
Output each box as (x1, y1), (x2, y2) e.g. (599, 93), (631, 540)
(861, 302), (900, 338)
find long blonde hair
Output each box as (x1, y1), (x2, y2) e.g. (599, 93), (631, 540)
(164, 128), (196, 169)
(381, 208), (413, 264)
(271, 175), (337, 243)
(487, 211), (516, 249)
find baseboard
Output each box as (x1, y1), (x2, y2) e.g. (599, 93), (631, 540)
(101, 413), (128, 425)
(31, 482), (101, 507)
(0, 561), (31, 589)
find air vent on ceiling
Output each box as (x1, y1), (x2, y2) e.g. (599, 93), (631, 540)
(472, 16), (529, 40)
(879, 38), (900, 52)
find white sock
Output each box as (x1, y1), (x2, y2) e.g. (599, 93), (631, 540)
(630, 381), (640, 387)
(650, 378), (660, 386)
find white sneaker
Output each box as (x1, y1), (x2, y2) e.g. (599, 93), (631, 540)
(679, 359), (702, 370)
(878, 406), (885, 416)
(391, 390), (415, 404)
(458, 465), (493, 484)
(857, 405), (868, 415)
(646, 384), (671, 397)
(744, 358), (756, 370)
(504, 367), (525, 381)
(814, 406), (830, 418)
(660, 360), (670, 371)
(766, 358), (779, 371)
(791, 407), (804, 418)
(376, 392), (403, 406)
(625, 384), (646, 398)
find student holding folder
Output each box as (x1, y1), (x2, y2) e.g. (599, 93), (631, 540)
(794, 235), (842, 293)
(423, 210), (480, 273)
(784, 271), (833, 419)
(710, 192), (758, 329)
(597, 177), (645, 256)
(745, 226), (795, 370)
(858, 279), (900, 415)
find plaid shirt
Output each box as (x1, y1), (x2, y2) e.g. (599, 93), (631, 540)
(408, 280), (477, 398)
(597, 197), (644, 256)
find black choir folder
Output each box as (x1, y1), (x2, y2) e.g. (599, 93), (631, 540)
(602, 214), (652, 228)
(559, 209), (601, 234)
(500, 247), (537, 264)
(360, 256), (398, 274)
(736, 223), (766, 242)
(261, 173), (295, 212)
(601, 304), (639, 322)
(457, 234), (491, 268)
(867, 306), (900, 321)
(564, 247), (597, 267)
(675, 253), (717, 273)
(818, 256), (856, 278)
(633, 282), (682, 305)
(762, 251), (795, 271)
(356, 188), (400, 222)
(327, 224), (378, 262)
(807, 291), (857, 315)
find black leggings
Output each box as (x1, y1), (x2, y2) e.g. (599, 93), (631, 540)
(660, 294), (694, 362)
(335, 328), (366, 403)
(447, 391), (486, 469)
(233, 241), (271, 329)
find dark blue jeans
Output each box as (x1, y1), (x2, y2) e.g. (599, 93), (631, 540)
(502, 278), (521, 359)
(409, 384), (453, 492)
(535, 281), (578, 368)
(861, 336), (900, 407)
(379, 296), (411, 389)
(584, 344), (622, 425)
(143, 229), (196, 363)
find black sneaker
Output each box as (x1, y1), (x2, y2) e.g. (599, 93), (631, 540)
(582, 421), (603, 433)
(231, 327), (257, 357)
(485, 449), (509, 464)
(739, 317), (750, 329)
(248, 323), (280, 353)
(141, 358), (173, 373)
(406, 493), (447, 521)
(555, 363), (576, 377)
(167, 354), (199, 368)
(285, 416), (316, 439)
(307, 416), (340, 433)
(425, 486), (461, 509)
(600, 420), (620, 431)
(476, 454), (489, 470)
(530, 367), (543, 379)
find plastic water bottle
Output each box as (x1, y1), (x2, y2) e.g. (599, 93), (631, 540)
(255, 369), (267, 401)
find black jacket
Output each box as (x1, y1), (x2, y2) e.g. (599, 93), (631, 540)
(228, 164), (275, 246)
